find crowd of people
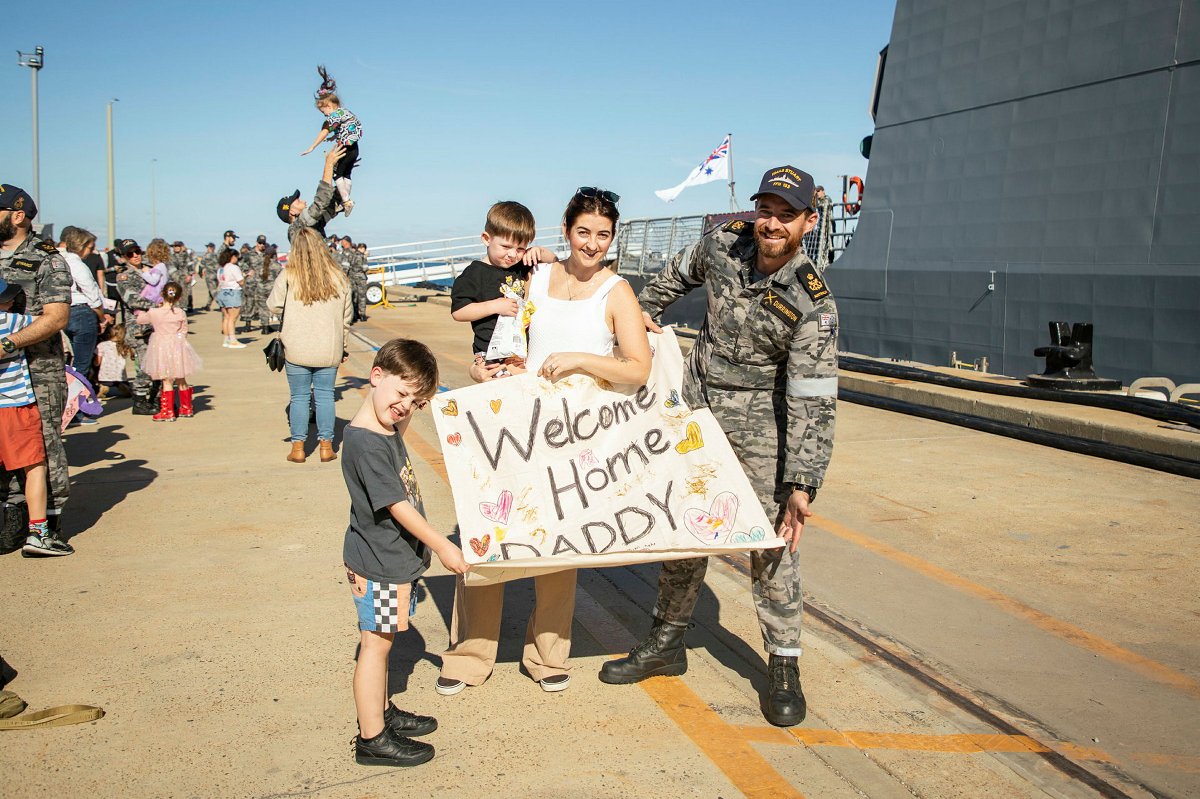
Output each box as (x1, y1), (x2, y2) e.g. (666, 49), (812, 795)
(0, 173), (375, 558)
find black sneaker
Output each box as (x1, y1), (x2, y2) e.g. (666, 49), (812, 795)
(354, 727), (434, 767)
(21, 533), (75, 557)
(384, 702), (437, 737)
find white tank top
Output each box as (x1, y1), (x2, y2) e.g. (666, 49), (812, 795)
(525, 266), (625, 374)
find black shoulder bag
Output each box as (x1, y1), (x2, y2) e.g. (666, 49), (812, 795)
(263, 283), (287, 372)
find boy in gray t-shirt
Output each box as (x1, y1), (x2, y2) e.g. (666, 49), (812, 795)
(341, 338), (469, 768)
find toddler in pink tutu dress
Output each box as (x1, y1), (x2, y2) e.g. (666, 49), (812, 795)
(135, 281), (203, 421)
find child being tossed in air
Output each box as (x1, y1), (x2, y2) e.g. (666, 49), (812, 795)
(301, 65), (363, 216)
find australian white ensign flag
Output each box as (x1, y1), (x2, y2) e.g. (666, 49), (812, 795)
(655, 135), (730, 203)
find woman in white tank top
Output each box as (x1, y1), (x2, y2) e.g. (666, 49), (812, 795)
(440, 189), (652, 696)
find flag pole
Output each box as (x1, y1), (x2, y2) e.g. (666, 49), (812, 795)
(727, 132), (739, 211)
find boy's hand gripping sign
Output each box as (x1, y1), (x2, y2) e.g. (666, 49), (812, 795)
(434, 328), (783, 585)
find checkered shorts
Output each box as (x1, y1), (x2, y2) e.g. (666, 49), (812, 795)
(347, 568), (411, 633)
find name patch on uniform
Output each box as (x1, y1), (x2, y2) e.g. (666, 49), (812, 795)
(761, 289), (800, 326)
(799, 270), (830, 302)
(10, 258), (38, 272)
(818, 313), (837, 331)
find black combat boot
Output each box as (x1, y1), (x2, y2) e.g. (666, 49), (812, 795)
(762, 654), (807, 727)
(131, 389), (157, 415)
(598, 617), (689, 684)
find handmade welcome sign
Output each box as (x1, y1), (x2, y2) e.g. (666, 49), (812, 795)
(433, 327), (783, 585)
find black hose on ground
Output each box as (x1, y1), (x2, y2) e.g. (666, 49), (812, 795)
(840, 389), (1200, 479)
(839, 356), (1200, 429)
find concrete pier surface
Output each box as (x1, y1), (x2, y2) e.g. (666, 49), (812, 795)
(1, 298), (1196, 799)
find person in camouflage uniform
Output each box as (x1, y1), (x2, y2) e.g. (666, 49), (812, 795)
(337, 236), (368, 322)
(259, 243), (283, 331)
(169, 241), (194, 312)
(278, 145), (346, 244)
(599, 166), (838, 728)
(0, 184), (76, 554)
(113, 239), (158, 414)
(239, 237), (267, 334)
(199, 243), (218, 310)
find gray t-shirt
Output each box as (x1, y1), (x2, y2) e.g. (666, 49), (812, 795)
(341, 424), (431, 584)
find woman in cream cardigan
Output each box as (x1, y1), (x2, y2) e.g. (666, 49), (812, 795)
(267, 227), (353, 463)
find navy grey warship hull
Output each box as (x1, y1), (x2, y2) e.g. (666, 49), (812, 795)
(831, 0), (1199, 386)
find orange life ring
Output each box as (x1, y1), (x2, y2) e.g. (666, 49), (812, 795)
(843, 176), (863, 215)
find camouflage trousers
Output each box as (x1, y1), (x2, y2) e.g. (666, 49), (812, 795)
(242, 283), (263, 326)
(127, 332), (152, 398)
(1, 374), (69, 517)
(204, 274), (218, 307)
(352, 274), (368, 317)
(653, 419), (804, 656)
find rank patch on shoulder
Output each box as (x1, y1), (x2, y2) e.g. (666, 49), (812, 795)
(10, 258), (38, 271)
(799, 270), (830, 301)
(722, 219), (751, 234)
(761, 289), (800, 326)
(36, 241), (58, 254)
(818, 312), (837, 331)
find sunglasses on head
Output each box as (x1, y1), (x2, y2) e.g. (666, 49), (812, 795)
(576, 186), (620, 204)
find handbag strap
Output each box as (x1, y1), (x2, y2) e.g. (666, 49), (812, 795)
(0, 704), (105, 730)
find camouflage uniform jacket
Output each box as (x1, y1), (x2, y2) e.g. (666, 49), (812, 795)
(334, 248), (354, 275)
(168, 250), (191, 284)
(198, 251), (218, 277)
(116, 266), (154, 336)
(638, 221), (838, 490)
(350, 250), (368, 279)
(0, 233), (71, 381)
(241, 250), (265, 286)
(287, 179), (338, 243)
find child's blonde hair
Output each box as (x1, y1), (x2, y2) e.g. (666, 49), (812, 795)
(107, 324), (135, 360)
(145, 240), (171, 265)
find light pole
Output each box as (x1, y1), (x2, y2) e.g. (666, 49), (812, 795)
(151, 158), (158, 238)
(17, 46), (44, 215)
(107, 99), (118, 245)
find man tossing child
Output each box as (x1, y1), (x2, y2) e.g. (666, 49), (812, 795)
(341, 338), (469, 767)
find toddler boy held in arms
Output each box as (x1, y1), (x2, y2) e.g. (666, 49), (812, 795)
(341, 338), (469, 767)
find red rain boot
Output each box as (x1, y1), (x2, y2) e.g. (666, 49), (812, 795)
(177, 387), (194, 418)
(152, 389), (176, 422)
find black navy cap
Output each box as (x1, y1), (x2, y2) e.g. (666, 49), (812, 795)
(749, 165), (816, 213)
(172, 240), (185, 247)
(205, 242), (215, 248)
(120, 238), (142, 256)
(277, 190), (301, 224)
(223, 230), (238, 239)
(0, 184), (37, 219)
(256, 234), (268, 244)
(0, 276), (24, 304)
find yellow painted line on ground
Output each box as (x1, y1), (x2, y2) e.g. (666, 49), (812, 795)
(811, 514), (1200, 699)
(642, 678), (804, 799)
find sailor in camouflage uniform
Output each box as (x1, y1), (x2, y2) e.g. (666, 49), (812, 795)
(260, 243), (282, 331)
(337, 236), (368, 321)
(199, 243), (218, 310)
(600, 166), (838, 727)
(113, 239), (158, 414)
(278, 145), (346, 244)
(169, 241), (194, 312)
(0, 185), (76, 554)
(239, 237), (267, 333)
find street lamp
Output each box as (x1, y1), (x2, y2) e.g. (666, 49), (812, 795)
(16, 46), (44, 215)
(107, 99), (118, 245)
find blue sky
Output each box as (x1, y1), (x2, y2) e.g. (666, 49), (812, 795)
(3, 0), (896, 249)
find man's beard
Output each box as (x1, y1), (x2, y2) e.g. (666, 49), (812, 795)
(0, 216), (17, 244)
(754, 227), (802, 260)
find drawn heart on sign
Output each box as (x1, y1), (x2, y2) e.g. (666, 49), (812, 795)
(441, 399), (459, 417)
(446, 432), (462, 446)
(579, 449), (597, 467)
(479, 490), (513, 525)
(684, 492), (739, 544)
(730, 527), (766, 544)
(489, 399), (503, 414)
(674, 421), (704, 454)
(469, 535), (491, 557)
(664, 390), (680, 409)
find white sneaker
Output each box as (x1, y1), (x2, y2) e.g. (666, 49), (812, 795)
(343, 200), (355, 217)
(227, 340), (246, 349)
(539, 674), (570, 693)
(435, 677), (466, 696)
